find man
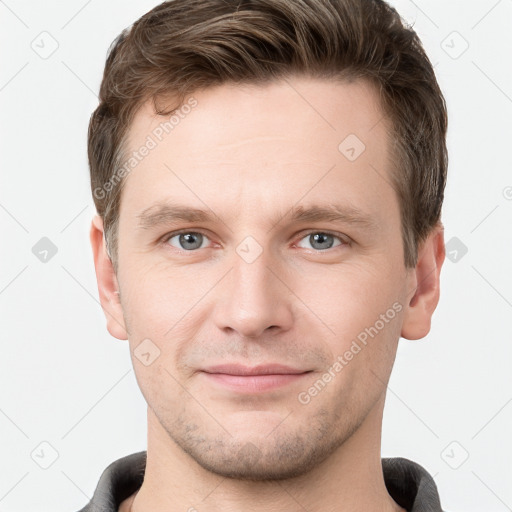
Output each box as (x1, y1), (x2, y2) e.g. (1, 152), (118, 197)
(82, 0), (448, 510)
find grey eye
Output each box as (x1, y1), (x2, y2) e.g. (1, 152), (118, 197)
(167, 232), (208, 251)
(297, 232), (342, 251)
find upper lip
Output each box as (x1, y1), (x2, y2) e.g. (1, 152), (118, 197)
(201, 364), (310, 376)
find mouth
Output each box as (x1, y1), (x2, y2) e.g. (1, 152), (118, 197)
(200, 364), (313, 393)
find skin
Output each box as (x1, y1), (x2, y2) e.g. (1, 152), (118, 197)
(90, 76), (445, 512)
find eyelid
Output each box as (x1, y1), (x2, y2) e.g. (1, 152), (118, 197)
(160, 229), (214, 250)
(160, 228), (351, 251)
(295, 229), (351, 244)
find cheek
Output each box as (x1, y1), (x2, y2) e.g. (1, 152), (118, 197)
(120, 265), (214, 388)
(130, 354), (189, 424)
(300, 264), (405, 387)
(294, 263), (403, 333)
(119, 261), (202, 334)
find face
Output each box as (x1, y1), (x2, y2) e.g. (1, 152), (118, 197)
(94, 77), (435, 480)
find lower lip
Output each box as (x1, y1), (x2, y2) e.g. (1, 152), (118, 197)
(201, 372), (309, 393)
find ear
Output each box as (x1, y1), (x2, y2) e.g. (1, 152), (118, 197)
(90, 214), (128, 340)
(401, 223), (445, 340)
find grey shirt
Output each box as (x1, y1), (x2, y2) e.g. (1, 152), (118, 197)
(77, 451), (445, 511)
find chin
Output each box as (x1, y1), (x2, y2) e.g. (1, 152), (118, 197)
(172, 422), (345, 482)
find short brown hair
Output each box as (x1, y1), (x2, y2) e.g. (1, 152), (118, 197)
(88, 0), (448, 271)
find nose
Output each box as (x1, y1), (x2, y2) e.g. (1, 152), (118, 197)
(212, 248), (294, 339)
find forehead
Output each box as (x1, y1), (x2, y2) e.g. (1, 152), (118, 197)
(126, 76), (388, 154)
(119, 76), (397, 227)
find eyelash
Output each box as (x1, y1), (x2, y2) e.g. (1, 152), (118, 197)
(160, 229), (350, 253)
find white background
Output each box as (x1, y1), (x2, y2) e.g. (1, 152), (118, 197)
(1, 1), (511, 511)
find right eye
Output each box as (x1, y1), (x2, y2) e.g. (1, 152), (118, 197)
(163, 231), (212, 251)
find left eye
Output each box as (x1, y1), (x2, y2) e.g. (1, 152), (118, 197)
(296, 232), (344, 251)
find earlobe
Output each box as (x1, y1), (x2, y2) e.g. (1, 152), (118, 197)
(90, 215), (128, 340)
(401, 224), (445, 340)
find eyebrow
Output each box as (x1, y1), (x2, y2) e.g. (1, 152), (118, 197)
(136, 201), (378, 233)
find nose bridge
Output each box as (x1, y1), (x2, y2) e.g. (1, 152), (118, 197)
(214, 240), (292, 338)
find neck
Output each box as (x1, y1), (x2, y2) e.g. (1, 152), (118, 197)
(124, 395), (404, 512)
